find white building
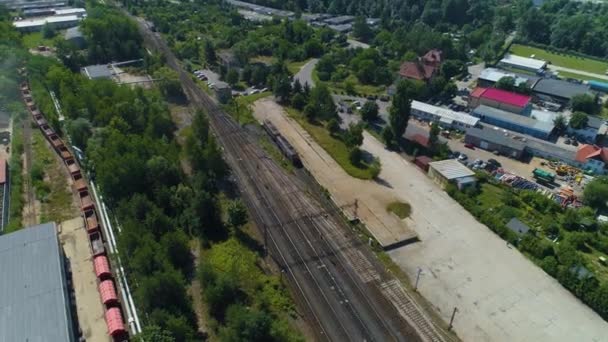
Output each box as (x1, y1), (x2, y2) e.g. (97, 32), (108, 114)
(13, 15), (82, 32)
(499, 54), (547, 73)
(411, 100), (479, 130)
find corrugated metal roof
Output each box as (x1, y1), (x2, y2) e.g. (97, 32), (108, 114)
(465, 127), (527, 151)
(506, 217), (530, 236)
(429, 159), (475, 180)
(412, 100), (480, 126)
(533, 78), (590, 100)
(479, 68), (529, 86)
(480, 88), (531, 108)
(500, 54), (547, 71)
(473, 105), (554, 134)
(0, 222), (75, 342)
(13, 14), (80, 28)
(105, 307), (125, 336)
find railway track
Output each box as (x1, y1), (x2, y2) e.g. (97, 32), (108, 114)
(133, 15), (444, 342)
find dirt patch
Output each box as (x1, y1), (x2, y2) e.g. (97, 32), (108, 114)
(251, 98), (416, 248)
(59, 217), (108, 342)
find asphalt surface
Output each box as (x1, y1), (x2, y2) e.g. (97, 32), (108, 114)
(294, 58), (318, 88)
(132, 15), (421, 342)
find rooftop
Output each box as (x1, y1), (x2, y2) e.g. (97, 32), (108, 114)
(64, 26), (83, 39)
(82, 64), (114, 79)
(532, 78), (590, 100)
(412, 100), (480, 126)
(473, 105), (554, 134)
(506, 217), (531, 236)
(324, 15), (355, 25)
(399, 61), (435, 81)
(500, 53), (547, 71)
(13, 14), (80, 28)
(0, 222), (74, 342)
(478, 68), (530, 86)
(465, 126), (527, 151)
(429, 159), (476, 180)
(477, 87), (532, 108)
(575, 144), (608, 163)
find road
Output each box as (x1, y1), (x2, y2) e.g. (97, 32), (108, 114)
(294, 58), (318, 88)
(547, 64), (608, 81)
(132, 15), (420, 342)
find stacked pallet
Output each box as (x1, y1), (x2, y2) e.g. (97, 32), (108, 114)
(20, 81), (128, 341)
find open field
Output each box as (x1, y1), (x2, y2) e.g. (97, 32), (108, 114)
(22, 32), (56, 49)
(312, 70), (386, 96)
(510, 44), (608, 75)
(554, 70), (608, 82)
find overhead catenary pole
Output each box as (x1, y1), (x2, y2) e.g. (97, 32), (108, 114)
(448, 307), (458, 331)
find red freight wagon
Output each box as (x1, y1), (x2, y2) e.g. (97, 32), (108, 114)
(65, 158), (80, 176)
(105, 307), (126, 339)
(84, 209), (99, 233)
(40, 124), (54, 136)
(72, 173), (88, 192)
(48, 134), (63, 149)
(99, 280), (119, 306)
(93, 255), (112, 280)
(57, 145), (72, 160)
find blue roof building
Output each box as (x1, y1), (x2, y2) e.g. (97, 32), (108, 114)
(472, 105), (554, 140)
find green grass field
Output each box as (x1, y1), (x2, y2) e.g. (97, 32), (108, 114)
(21, 32), (57, 49)
(286, 59), (310, 75)
(554, 70), (607, 83)
(285, 107), (377, 180)
(386, 201), (411, 219)
(510, 44), (608, 75)
(223, 91), (271, 125)
(312, 70), (385, 96)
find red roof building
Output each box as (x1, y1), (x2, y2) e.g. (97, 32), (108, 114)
(469, 87), (532, 115)
(575, 144), (608, 174)
(399, 49), (443, 82)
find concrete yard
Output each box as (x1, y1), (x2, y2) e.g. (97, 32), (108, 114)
(59, 217), (108, 342)
(363, 133), (608, 342)
(252, 98), (417, 248)
(254, 98), (608, 341)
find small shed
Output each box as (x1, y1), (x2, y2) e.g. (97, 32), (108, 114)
(214, 82), (232, 104)
(428, 159), (476, 189)
(414, 155), (433, 172)
(506, 217), (530, 236)
(99, 280), (118, 306)
(104, 307), (126, 338)
(94, 255), (112, 279)
(64, 26), (85, 49)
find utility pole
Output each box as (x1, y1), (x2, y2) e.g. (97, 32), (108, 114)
(448, 307), (458, 331)
(354, 198), (358, 219)
(414, 268), (422, 291)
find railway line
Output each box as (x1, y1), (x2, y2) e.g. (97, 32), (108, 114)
(133, 16), (426, 342)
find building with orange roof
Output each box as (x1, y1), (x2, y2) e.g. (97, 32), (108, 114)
(398, 49), (443, 82)
(575, 144), (608, 174)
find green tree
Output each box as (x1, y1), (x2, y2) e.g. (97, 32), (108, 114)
(307, 84), (335, 120)
(553, 114), (567, 134)
(133, 325), (176, 342)
(495, 76), (516, 92)
(273, 73), (292, 103)
(440, 60), (464, 79)
(569, 112), (589, 129)
(67, 118), (92, 150)
(204, 40), (217, 65)
(389, 80), (413, 141)
(42, 22), (56, 39)
(154, 66), (183, 99)
(349, 147), (363, 165)
(382, 126), (394, 148)
(227, 199), (248, 229)
(326, 118), (340, 135)
(219, 305), (273, 342)
(429, 123), (440, 152)
(226, 69), (239, 86)
(571, 94), (598, 114)
(344, 123), (364, 148)
(584, 177), (608, 210)
(160, 230), (192, 275)
(360, 101), (379, 122)
(352, 16), (373, 42)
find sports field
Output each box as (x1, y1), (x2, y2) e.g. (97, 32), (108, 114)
(510, 44), (608, 75)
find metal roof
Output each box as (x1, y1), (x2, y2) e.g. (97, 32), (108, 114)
(532, 78), (590, 100)
(429, 159), (475, 180)
(479, 68), (529, 86)
(473, 105), (554, 134)
(82, 64), (114, 79)
(500, 53), (547, 71)
(54, 7), (86, 15)
(64, 26), (83, 40)
(412, 100), (480, 126)
(13, 14), (80, 28)
(0, 222), (75, 342)
(465, 127), (527, 151)
(506, 217), (530, 236)
(479, 88), (531, 108)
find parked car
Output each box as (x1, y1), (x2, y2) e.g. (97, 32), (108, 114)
(379, 95), (390, 102)
(464, 143), (475, 149)
(458, 153), (468, 161)
(488, 158), (501, 167)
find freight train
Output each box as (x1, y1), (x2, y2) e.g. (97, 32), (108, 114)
(20, 80), (127, 341)
(262, 119), (302, 167)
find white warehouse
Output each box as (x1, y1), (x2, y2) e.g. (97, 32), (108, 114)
(410, 100), (480, 130)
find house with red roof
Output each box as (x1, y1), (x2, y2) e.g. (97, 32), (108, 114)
(469, 87), (532, 115)
(575, 144), (608, 174)
(399, 49), (443, 82)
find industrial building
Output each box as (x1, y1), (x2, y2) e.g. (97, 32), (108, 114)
(411, 100), (480, 129)
(13, 14), (81, 32)
(82, 64), (115, 80)
(588, 80), (608, 93)
(464, 127), (526, 159)
(506, 218), (531, 236)
(477, 68), (532, 88)
(0, 222), (76, 342)
(499, 53), (547, 73)
(469, 87), (532, 115)
(64, 26), (85, 48)
(472, 105), (554, 140)
(574, 144), (608, 174)
(428, 159), (477, 190)
(2, 0), (65, 9)
(567, 115), (606, 143)
(532, 78), (590, 104)
(214, 82), (232, 104)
